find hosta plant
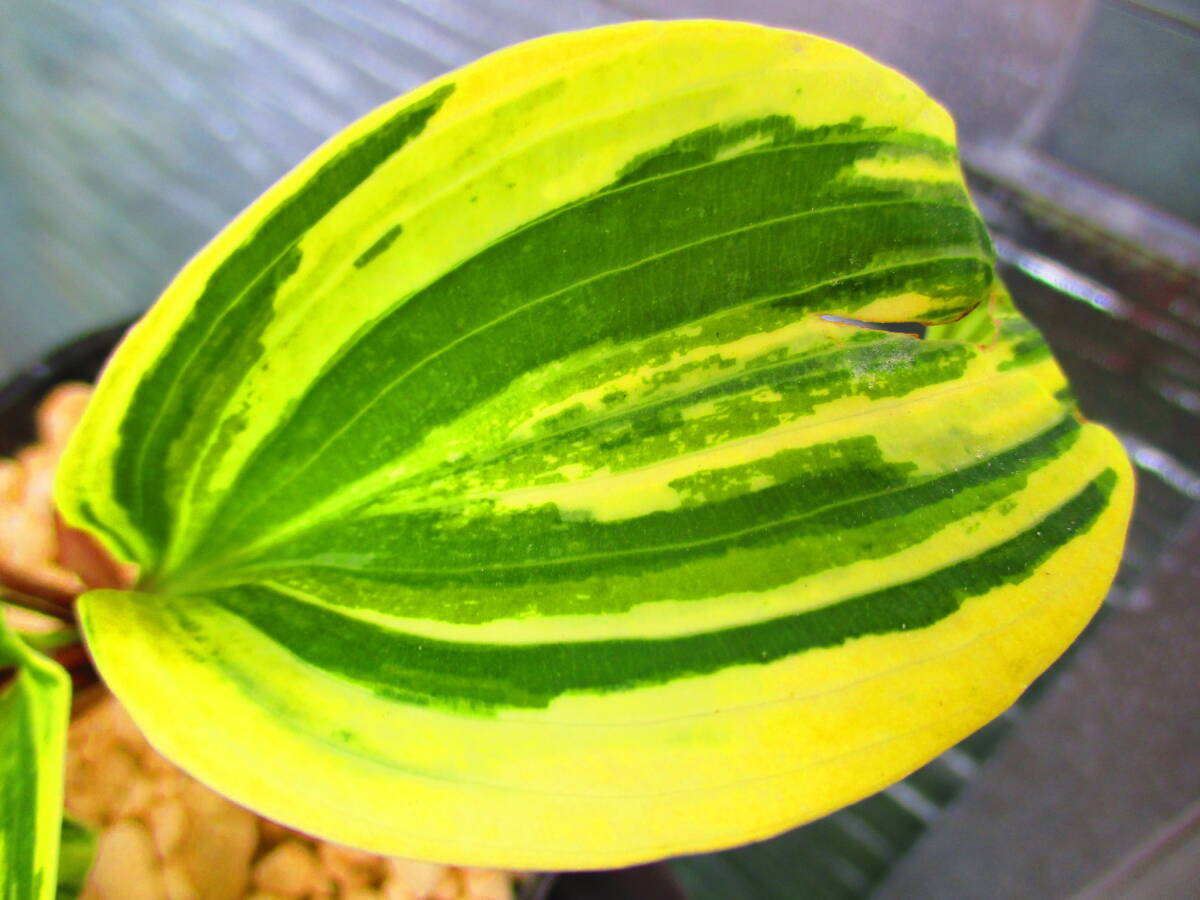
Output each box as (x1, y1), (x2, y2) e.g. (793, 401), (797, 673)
(1, 19), (1133, 896)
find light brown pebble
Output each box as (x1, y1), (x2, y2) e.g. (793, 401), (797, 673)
(87, 747), (141, 822)
(114, 775), (156, 819)
(37, 382), (93, 446)
(153, 769), (189, 801)
(0, 459), (23, 501)
(380, 879), (417, 900)
(1, 604), (58, 634)
(70, 706), (109, 756)
(162, 859), (201, 900)
(428, 869), (464, 900)
(386, 860), (444, 898)
(143, 744), (185, 776)
(73, 699), (124, 763)
(16, 442), (56, 496)
(180, 778), (240, 820)
(0, 505), (22, 566)
(319, 842), (386, 889)
(15, 444), (61, 537)
(342, 889), (385, 900)
(0, 492), (81, 592)
(176, 784), (258, 900)
(64, 766), (110, 827)
(148, 797), (188, 856)
(258, 818), (298, 847)
(461, 868), (513, 900)
(2, 502), (58, 572)
(107, 698), (152, 751)
(83, 819), (165, 900)
(254, 840), (324, 898)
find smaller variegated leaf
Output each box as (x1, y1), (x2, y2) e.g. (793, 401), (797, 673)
(1, 612), (71, 900)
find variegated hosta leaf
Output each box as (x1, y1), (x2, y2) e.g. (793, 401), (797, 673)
(1, 613), (71, 900)
(55, 21), (1132, 869)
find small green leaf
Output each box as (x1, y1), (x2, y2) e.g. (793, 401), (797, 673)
(1, 611), (71, 900)
(55, 21), (1133, 868)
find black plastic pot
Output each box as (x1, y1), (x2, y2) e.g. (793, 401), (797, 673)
(0, 324), (688, 900)
(0, 322), (132, 456)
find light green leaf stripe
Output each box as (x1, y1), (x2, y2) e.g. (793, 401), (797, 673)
(1, 614), (71, 900)
(56, 21), (1133, 868)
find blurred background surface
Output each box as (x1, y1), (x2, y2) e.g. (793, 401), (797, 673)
(1, 2), (1198, 898)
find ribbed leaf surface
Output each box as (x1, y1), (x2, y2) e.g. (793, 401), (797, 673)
(0, 616), (70, 900)
(55, 21), (1133, 868)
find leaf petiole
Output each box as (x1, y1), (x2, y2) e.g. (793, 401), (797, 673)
(0, 562), (78, 625)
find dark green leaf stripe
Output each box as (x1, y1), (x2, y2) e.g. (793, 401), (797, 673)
(185, 176), (988, 569)
(242, 417), (1083, 622)
(56, 22), (1133, 869)
(196, 327), (981, 577)
(199, 467), (1114, 712)
(609, 114), (952, 188)
(354, 224), (405, 269)
(101, 83), (454, 560)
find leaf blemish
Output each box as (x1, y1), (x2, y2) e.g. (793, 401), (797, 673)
(354, 223), (405, 269)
